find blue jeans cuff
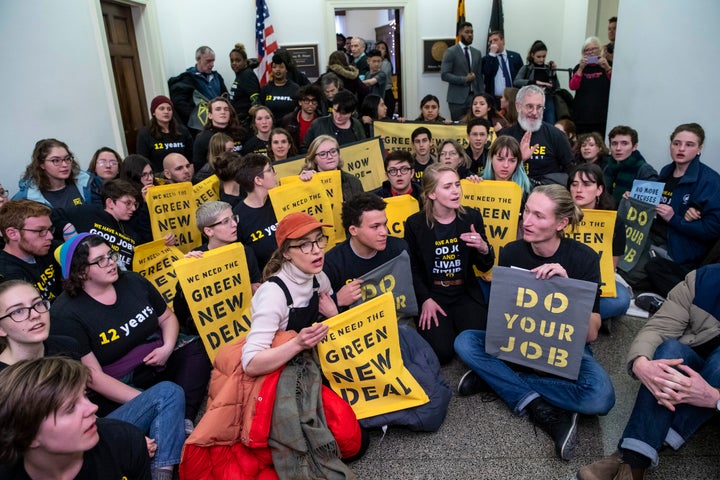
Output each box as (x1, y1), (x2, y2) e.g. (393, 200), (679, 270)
(515, 392), (540, 415)
(620, 437), (659, 467)
(664, 428), (685, 450)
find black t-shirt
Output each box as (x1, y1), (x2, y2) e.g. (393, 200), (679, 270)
(499, 238), (601, 313)
(55, 205), (137, 271)
(0, 418), (151, 480)
(260, 81), (300, 122)
(43, 184), (84, 210)
(498, 122), (574, 180)
(193, 127), (245, 171)
(232, 198), (278, 269)
(413, 155), (435, 182)
(323, 237), (409, 292)
(0, 250), (62, 302)
(50, 272), (167, 365)
(136, 126), (194, 173)
(242, 135), (270, 155)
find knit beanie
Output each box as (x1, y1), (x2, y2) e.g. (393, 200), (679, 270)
(150, 95), (173, 115)
(54, 233), (93, 279)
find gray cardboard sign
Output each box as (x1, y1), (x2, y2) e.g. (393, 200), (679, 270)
(485, 266), (597, 380)
(617, 197), (657, 273)
(351, 250), (419, 319)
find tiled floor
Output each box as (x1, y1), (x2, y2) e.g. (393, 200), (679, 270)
(349, 315), (720, 480)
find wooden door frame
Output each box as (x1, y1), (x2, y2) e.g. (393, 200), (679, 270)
(88, 0), (167, 155)
(325, 0), (417, 115)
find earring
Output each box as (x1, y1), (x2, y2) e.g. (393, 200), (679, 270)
(595, 196), (600, 207)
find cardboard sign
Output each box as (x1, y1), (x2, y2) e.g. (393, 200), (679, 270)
(350, 251), (419, 319)
(268, 179), (337, 248)
(617, 197), (656, 272)
(485, 266), (597, 380)
(280, 170), (345, 243)
(318, 292), (429, 419)
(373, 121), (469, 153)
(272, 154), (306, 182)
(564, 209), (618, 297)
(630, 180), (665, 206)
(132, 240), (184, 309)
(384, 195), (420, 238)
(193, 174), (220, 207)
(461, 179), (522, 277)
(174, 244), (253, 362)
(338, 137), (386, 192)
(146, 183), (201, 253)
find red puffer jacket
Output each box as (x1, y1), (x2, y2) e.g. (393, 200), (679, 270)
(180, 331), (362, 479)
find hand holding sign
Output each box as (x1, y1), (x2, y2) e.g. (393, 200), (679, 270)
(337, 278), (364, 307)
(656, 203), (674, 222)
(531, 262), (568, 279)
(296, 322), (329, 349)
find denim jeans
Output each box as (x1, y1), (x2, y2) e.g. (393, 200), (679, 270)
(106, 381), (185, 468)
(455, 330), (615, 415)
(599, 284), (631, 319)
(620, 339), (720, 466)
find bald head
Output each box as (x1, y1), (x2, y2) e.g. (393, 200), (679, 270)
(163, 154), (194, 183)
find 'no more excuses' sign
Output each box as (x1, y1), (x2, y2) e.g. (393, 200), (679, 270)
(486, 267), (597, 380)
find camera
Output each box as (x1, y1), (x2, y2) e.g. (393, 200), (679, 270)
(586, 55), (599, 65)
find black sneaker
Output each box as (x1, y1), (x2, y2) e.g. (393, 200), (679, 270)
(457, 369), (489, 396)
(635, 293), (665, 315)
(527, 398), (578, 461)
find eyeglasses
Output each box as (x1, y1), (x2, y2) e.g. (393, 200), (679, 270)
(521, 104), (545, 113)
(288, 235), (329, 254)
(88, 251), (119, 268)
(45, 156), (74, 166)
(0, 188), (8, 197)
(98, 159), (119, 167)
(301, 97), (318, 104)
(141, 171), (154, 179)
(583, 46), (601, 54)
(20, 226), (55, 236)
(315, 148), (339, 159)
(439, 150), (459, 158)
(118, 199), (140, 209)
(387, 166), (412, 176)
(0, 299), (51, 323)
(258, 165), (275, 177)
(207, 214), (239, 228)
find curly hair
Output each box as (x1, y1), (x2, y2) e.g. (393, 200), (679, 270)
(62, 235), (110, 297)
(22, 138), (80, 192)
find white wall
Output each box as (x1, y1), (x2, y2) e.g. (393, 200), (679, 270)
(606, 0), (720, 171)
(344, 9), (390, 47)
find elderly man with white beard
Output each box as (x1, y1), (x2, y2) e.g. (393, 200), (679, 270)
(497, 85), (574, 185)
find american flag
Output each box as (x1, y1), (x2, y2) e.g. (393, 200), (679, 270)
(255, 0), (277, 87)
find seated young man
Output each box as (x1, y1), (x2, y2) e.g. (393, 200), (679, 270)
(323, 193), (451, 432)
(454, 185), (615, 461)
(411, 126), (436, 182)
(0, 357), (151, 479)
(603, 125), (658, 205)
(371, 150), (422, 207)
(579, 264), (720, 480)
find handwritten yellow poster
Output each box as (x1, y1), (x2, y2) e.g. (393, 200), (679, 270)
(193, 174), (220, 207)
(281, 170), (345, 242)
(173, 243), (253, 362)
(132, 240), (184, 309)
(268, 179), (337, 248)
(461, 180), (522, 276)
(564, 209), (617, 297)
(146, 182), (201, 253)
(318, 293), (429, 419)
(339, 138), (386, 192)
(374, 121), (469, 153)
(384, 195), (420, 238)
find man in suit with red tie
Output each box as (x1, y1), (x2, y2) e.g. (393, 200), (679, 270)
(482, 31), (523, 108)
(441, 22), (484, 121)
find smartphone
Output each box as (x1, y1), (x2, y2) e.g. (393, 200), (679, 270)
(586, 55), (599, 65)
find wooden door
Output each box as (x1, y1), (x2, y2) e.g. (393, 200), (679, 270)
(375, 10), (402, 116)
(101, 1), (148, 153)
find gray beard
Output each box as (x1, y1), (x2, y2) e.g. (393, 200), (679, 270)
(518, 115), (542, 132)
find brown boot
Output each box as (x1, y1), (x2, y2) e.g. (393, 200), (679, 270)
(630, 468), (645, 480)
(577, 452), (633, 480)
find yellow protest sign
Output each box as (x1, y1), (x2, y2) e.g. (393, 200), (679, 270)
(272, 154), (306, 182)
(173, 243), (253, 362)
(193, 174), (220, 207)
(384, 195), (420, 238)
(132, 240), (184, 309)
(318, 292), (429, 419)
(339, 138), (386, 192)
(564, 209), (617, 297)
(268, 179), (337, 248)
(374, 121), (469, 154)
(461, 180), (522, 277)
(281, 171), (345, 243)
(146, 183), (201, 253)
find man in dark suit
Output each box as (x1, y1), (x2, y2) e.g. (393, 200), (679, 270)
(441, 22), (484, 121)
(482, 31), (523, 107)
